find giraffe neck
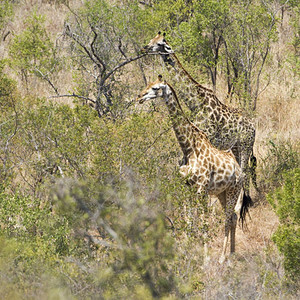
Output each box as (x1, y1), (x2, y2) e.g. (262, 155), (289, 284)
(163, 53), (216, 113)
(162, 84), (206, 158)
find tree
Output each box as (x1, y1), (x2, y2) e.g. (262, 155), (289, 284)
(171, 0), (279, 111)
(9, 12), (59, 91)
(53, 177), (178, 298)
(221, 0), (278, 110)
(175, 0), (231, 91)
(59, 0), (148, 118)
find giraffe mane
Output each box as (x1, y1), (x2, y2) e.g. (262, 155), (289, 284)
(170, 53), (243, 115)
(172, 53), (214, 94)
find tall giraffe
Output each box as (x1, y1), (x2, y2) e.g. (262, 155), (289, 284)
(142, 32), (257, 197)
(137, 75), (252, 263)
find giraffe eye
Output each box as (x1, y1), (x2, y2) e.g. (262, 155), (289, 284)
(152, 87), (159, 91)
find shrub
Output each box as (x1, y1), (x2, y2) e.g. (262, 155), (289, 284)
(267, 168), (300, 284)
(0, 185), (75, 257)
(52, 176), (179, 298)
(260, 140), (300, 191)
(9, 12), (58, 86)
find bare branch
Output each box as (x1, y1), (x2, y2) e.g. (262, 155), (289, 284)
(34, 68), (59, 95)
(118, 37), (128, 60)
(49, 93), (96, 104)
(89, 23), (107, 74)
(101, 53), (147, 85)
(64, 24), (102, 71)
(3, 31), (10, 41)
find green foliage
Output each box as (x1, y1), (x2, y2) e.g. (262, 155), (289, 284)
(138, 0), (193, 33)
(52, 177), (178, 298)
(0, 183), (87, 298)
(64, 0), (150, 114)
(0, 0), (14, 32)
(0, 59), (19, 182)
(0, 187), (74, 256)
(134, 0), (278, 110)
(267, 169), (300, 283)
(288, 4), (300, 79)
(15, 101), (97, 193)
(9, 11), (58, 83)
(90, 112), (175, 179)
(175, 0), (231, 68)
(260, 140), (300, 190)
(0, 59), (18, 112)
(222, 0), (277, 107)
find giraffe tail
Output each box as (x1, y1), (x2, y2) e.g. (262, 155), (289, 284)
(249, 151), (258, 190)
(240, 191), (253, 230)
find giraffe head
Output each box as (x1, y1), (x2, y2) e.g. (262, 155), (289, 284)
(142, 32), (173, 54)
(136, 75), (171, 104)
(142, 32), (175, 66)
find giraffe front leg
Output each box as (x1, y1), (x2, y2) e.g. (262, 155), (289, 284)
(219, 189), (238, 263)
(219, 219), (230, 264)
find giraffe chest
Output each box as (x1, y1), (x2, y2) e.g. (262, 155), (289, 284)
(206, 169), (237, 195)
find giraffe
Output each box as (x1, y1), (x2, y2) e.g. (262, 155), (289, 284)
(137, 75), (252, 263)
(142, 32), (257, 198)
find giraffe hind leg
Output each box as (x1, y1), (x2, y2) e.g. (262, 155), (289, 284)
(230, 212), (237, 253)
(250, 152), (258, 191)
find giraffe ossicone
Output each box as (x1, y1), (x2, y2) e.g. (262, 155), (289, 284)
(137, 75), (252, 263)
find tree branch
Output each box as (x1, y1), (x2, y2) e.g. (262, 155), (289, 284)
(34, 68), (59, 95)
(100, 53), (147, 86)
(49, 93), (96, 104)
(64, 24), (101, 71)
(89, 23), (107, 75)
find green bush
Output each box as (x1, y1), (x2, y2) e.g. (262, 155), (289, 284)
(0, 184), (87, 298)
(0, 0), (13, 32)
(0, 185), (76, 257)
(267, 168), (300, 283)
(0, 59), (18, 112)
(52, 177), (179, 298)
(9, 12), (58, 85)
(260, 140), (300, 191)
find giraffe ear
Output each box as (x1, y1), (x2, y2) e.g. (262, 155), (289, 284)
(158, 74), (163, 81)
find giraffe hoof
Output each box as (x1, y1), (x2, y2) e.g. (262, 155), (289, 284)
(219, 255), (226, 264)
(204, 255), (211, 266)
